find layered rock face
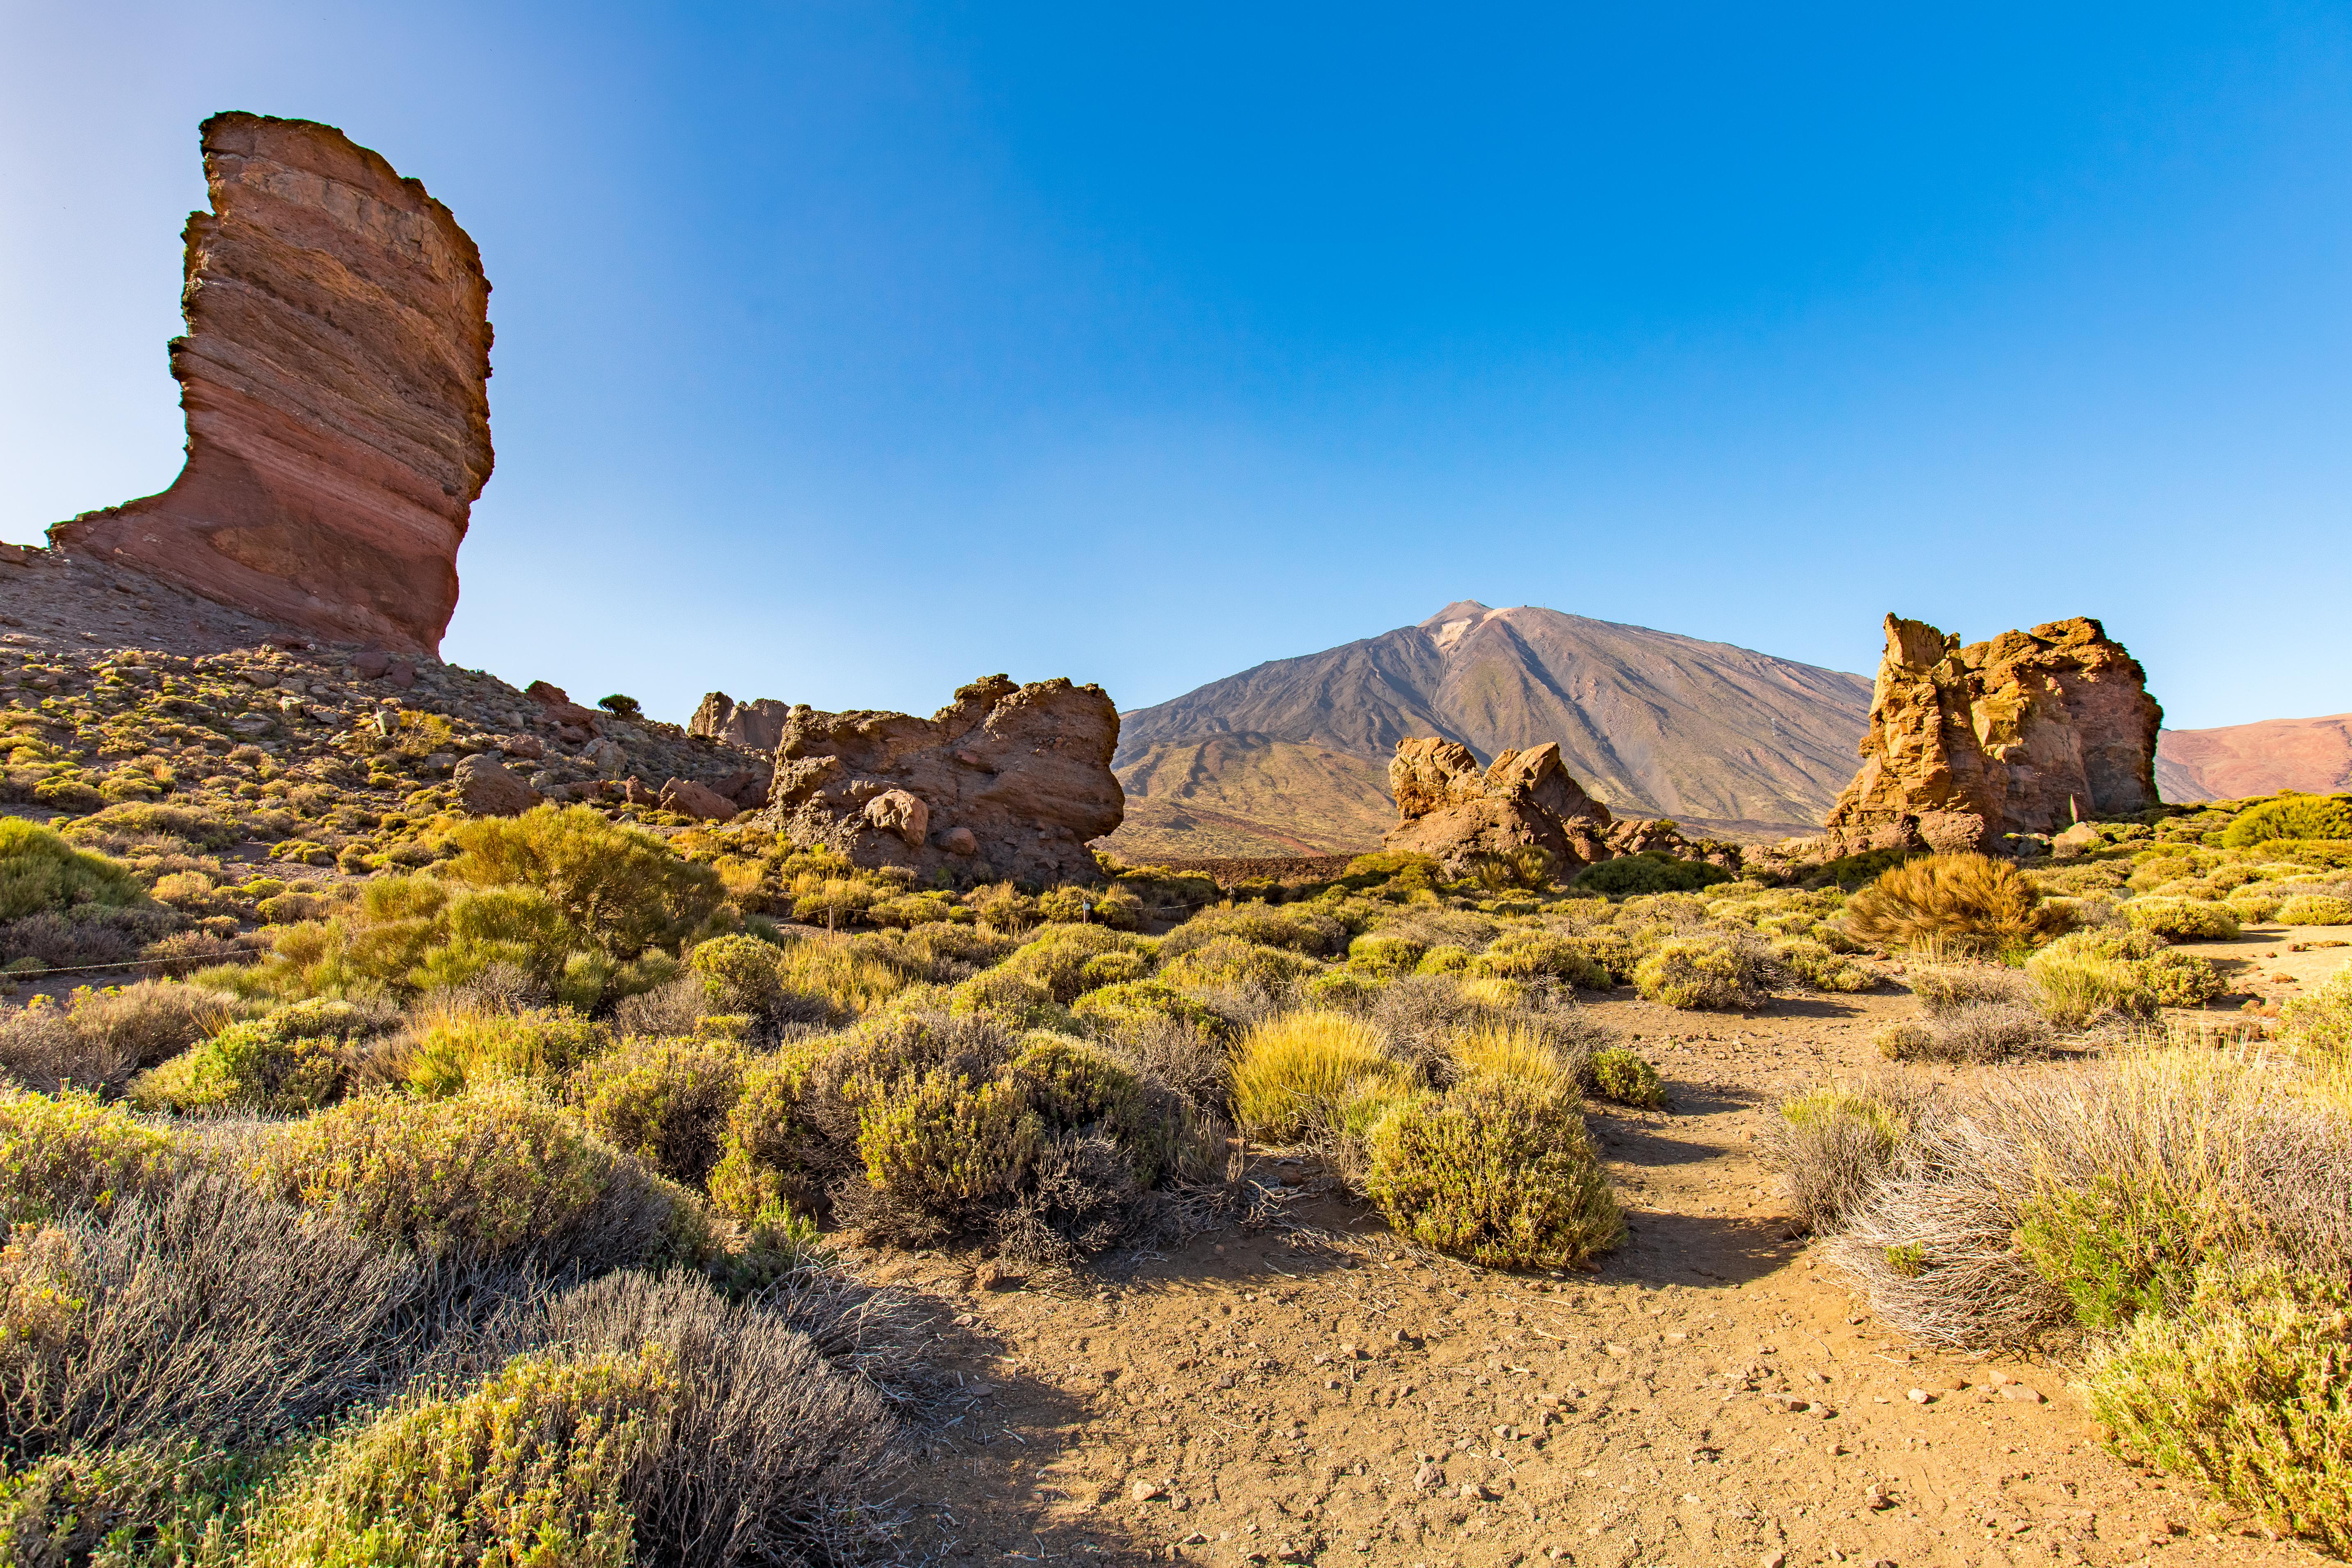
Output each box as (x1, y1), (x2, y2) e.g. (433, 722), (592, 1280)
(1382, 738), (1615, 873)
(764, 675), (1123, 882)
(1824, 615), (2162, 854)
(690, 692), (795, 753)
(50, 113), (492, 655)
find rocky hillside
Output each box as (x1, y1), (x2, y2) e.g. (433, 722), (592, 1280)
(2157, 712), (2352, 801)
(1106, 601), (1872, 858)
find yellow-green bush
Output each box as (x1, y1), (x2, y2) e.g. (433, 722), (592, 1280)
(770, 936), (909, 1020)
(1158, 902), (1347, 959)
(854, 1069), (1040, 1208)
(0, 1088), (186, 1225)
(1413, 944), (1473, 976)
(2280, 894), (2352, 926)
(1450, 1024), (1580, 1099)
(2085, 1266), (2352, 1554)
(2283, 968), (2352, 1058)
(1469, 930), (1613, 989)
(999, 923), (1148, 1003)
(947, 967), (1066, 1030)
(130, 998), (384, 1115)
(1364, 1077), (1622, 1268)
(570, 1038), (746, 1186)
(1157, 936), (1322, 992)
(1771, 935), (1875, 993)
(2219, 793), (2352, 849)
(1842, 852), (2071, 955)
(2126, 897), (2240, 940)
(1070, 980), (1224, 1038)
(0, 818), (147, 919)
(2025, 929), (2163, 1028)
(1590, 1047), (1665, 1109)
(1078, 949), (1149, 990)
(254, 1091), (625, 1260)
(1772, 1086), (1905, 1232)
(1230, 1012), (1406, 1144)
(1345, 933), (1425, 978)
(704, 1042), (830, 1227)
(687, 933), (785, 1015)
(1633, 935), (1766, 1010)
(443, 805), (727, 957)
(238, 1346), (674, 1568)
(396, 1006), (611, 1097)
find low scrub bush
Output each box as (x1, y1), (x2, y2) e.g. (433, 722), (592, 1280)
(1230, 1013), (1406, 1145)
(1771, 935), (1874, 992)
(2126, 897), (2240, 940)
(1345, 932), (1425, 978)
(1842, 853), (2071, 955)
(1070, 979), (1225, 1039)
(0, 981), (237, 1096)
(0, 818), (147, 919)
(1768, 1077), (1925, 1234)
(1157, 902), (1347, 959)
(2219, 793), (2352, 849)
(1577, 852), (1733, 897)
(1632, 933), (1767, 1010)
(1909, 961), (2032, 1014)
(395, 1003), (612, 1097)
(2084, 1266), (2352, 1555)
(1470, 930), (1614, 989)
(0, 1088), (187, 1225)
(237, 1345), (670, 1567)
(0, 1440), (270, 1565)
(571, 1037), (747, 1186)
(131, 996), (390, 1114)
(1450, 1024), (1583, 1099)
(1157, 936), (1321, 993)
(773, 935), (913, 1021)
(2279, 893), (2352, 926)
(1364, 1077), (1623, 1268)
(2025, 930), (2162, 1029)
(2283, 967), (2352, 1058)
(947, 967), (1065, 1030)
(1877, 1001), (2055, 1064)
(1589, 1047), (1665, 1108)
(999, 923), (1149, 1003)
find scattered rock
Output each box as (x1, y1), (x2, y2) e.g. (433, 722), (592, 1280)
(659, 776), (738, 823)
(453, 753), (542, 816)
(580, 737), (625, 775)
(525, 681), (604, 729)
(1999, 1383), (2046, 1404)
(49, 114), (492, 655)
(1864, 1482), (1894, 1511)
(1412, 1463), (1445, 1492)
(763, 674), (1122, 882)
(1382, 738), (1613, 876)
(1825, 614), (2162, 855)
(1130, 1479), (1168, 1503)
(1906, 1388), (1932, 1404)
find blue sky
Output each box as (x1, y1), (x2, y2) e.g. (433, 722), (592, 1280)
(3, 3), (2347, 732)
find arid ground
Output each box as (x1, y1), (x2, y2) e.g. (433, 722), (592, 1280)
(865, 927), (2351, 1568)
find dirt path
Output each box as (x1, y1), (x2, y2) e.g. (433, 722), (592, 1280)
(857, 990), (2324, 1568)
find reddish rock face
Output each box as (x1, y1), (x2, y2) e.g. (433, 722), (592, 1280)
(1824, 614), (2162, 854)
(1382, 738), (1614, 873)
(50, 113), (492, 655)
(763, 674), (1122, 883)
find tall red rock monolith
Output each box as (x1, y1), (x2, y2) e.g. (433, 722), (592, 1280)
(50, 113), (492, 654)
(1824, 614), (2162, 854)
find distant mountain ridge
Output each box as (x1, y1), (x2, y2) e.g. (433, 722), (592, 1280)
(2155, 713), (2352, 802)
(1104, 601), (1875, 859)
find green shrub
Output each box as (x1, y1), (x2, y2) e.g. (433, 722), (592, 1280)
(444, 805), (727, 957)
(1413, 944), (1473, 976)
(2085, 1266), (2352, 1554)
(2220, 794), (2352, 849)
(1633, 935), (1766, 1010)
(2143, 949), (2225, 1006)
(2226, 888), (2284, 923)
(1842, 852), (2070, 954)
(0, 1088), (186, 1225)
(704, 1042), (828, 1227)
(2283, 967), (2352, 1058)
(0, 1441), (270, 1566)
(2279, 894), (2352, 926)
(1470, 930), (1613, 989)
(131, 998), (382, 1114)
(1576, 852), (1733, 897)
(571, 1038), (746, 1186)
(1364, 1078), (1623, 1268)
(855, 1070), (1040, 1207)
(1771, 935), (1874, 992)
(688, 933), (784, 1016)
(1450, 1024), (1583, 1099)
(999, 923), (1147, 1003)
(254, 1091), (641, 1262)
(1070, 980), (1224, 1038)
(1345, 933), (1425, 978)
(1589, 1047), (1665, 1109)
(2026, 930), (2163, 1028)
(238, 1347), (673, 1568)
(1077, 949), (1149, 990)
(1157, 903), (1347, 958)
(0, 818), (146, 919)
(398, 1006), (612, 1097)
(1012, 1033), (1142, 1131)
(2126, 898), (2241, 940)
(2016, 1173), (2221, 1330)
(947, 967), (1066, 1029)
(1157, 936), (1322, 992)
(1230, 1012), (1406, 1144)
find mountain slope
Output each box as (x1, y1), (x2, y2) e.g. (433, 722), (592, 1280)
(1105, 601), (1874, 857)
(2155, 713), (2352, 801)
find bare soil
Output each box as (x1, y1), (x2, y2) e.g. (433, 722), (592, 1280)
(848, 986), (2327, 1568)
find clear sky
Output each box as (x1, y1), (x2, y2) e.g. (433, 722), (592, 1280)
(3, 3), (2346, 732)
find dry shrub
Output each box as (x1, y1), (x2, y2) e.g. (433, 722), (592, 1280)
(1157, 903), (1347, 960)
(1632, 933), (1767, 1010)
(1843, 853), (2071, 955)
(2283, 967), (2352, 1058)
(1877, 1001), (2055, 1064)
(2084, 1266), (2352, 1555)
(392, 1003), (612, 1097)
(1364, 1077), (1622, 1268)
(1468, 930), (1613, 990)
(2280, 893), (2352, 926)
(1908, 961), (2032, 1014)
(1830, 1049), (2352, 1349)
(1766, 1074), (1935, 1234)
(130, 997), (390, 1115)
(0, 982), (238, 1096)
(1098, 1013), (1229, 1117)
(1157, 936), (1321, 994)
(997, 923), (1148, 1003)
(2025, 930), (2163, 1029)
(0, 1173), (424, 1457)
(1451, 1024), (1582, 1099)
(2126, 897), (2241, 940)
(528, 1269), (907, 1565)
(1771, 935), (1875, 993)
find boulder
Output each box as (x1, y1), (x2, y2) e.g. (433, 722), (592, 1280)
(660, 777), (738, 823)
(454, 753), (541, 816)
(1823, 615), (2162, 855)
(48, 114), (491, 655)
(761, 674), (1122, 882)
(524, 681), (603, 729)
(1381, 739), (1613, 874)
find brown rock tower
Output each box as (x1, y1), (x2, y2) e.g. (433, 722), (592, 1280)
(1824, 614), (2162, 854)
(51, 112), (493, 654)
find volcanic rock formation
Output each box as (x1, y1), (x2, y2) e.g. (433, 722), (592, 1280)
(763, 675), (1123, 881)
(1824, 614), (2162, 855)
(1382, 738), (1615, 874)
(690, 692), (796, 754)
(50, 112), (493, 655)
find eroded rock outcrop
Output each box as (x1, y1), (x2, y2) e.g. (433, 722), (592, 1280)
(1382, 738), (1614, 873)
(764, 675), (1122, 881)
(1824, 614), (2162, 855)
(50, 113), (492, 655)
(690, 692), (795, 753)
